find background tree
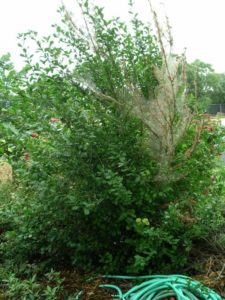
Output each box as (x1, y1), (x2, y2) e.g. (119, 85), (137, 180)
(187, 59), (225, 108)
(209, 73), (225, 104)
(187, 59), (215, 108)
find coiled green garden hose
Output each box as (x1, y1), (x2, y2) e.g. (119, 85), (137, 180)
(75, 274), (223, 300)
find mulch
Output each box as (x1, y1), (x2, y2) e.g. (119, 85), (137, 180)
(60, 256), (225, 299)
(60, 253), (225, 299)
(61, 270), (132, 299)
(1, 254), (225, 299)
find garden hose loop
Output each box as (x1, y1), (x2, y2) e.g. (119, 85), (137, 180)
(75, 274), (223, 300)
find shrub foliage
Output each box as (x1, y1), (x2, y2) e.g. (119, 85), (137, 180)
(0, 0), (225, 282)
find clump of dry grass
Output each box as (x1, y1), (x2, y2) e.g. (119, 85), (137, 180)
(193, 255), (225, 297)
(0, 160), (13, 184)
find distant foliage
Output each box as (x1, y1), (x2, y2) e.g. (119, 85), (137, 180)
(187, 59), (225, 107)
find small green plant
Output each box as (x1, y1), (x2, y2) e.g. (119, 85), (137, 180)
(3, 274), (41, 299)
(2, 269), (64, 300)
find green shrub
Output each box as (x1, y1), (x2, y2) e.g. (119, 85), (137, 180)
(0, 0), (225, 277)
(2, 102), (225, 274)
